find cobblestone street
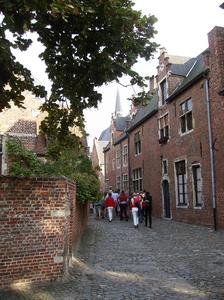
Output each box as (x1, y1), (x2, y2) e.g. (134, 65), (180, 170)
(1, 214), (224, 300)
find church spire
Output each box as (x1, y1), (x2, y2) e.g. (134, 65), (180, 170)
(114, 87), (122, 117)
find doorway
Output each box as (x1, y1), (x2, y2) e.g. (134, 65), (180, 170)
(163, 180), (171, 218)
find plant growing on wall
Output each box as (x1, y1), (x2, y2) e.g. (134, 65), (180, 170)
(6, 137), (103, 203)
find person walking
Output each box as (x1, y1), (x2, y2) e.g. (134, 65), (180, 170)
(105, 192), (116, 222)
(142, 191), (152, 228)
(137, 193), (143, 223)
(118, 191), (128, 221)
(105, 189), (118, 217)
(129, 193), (140, 228)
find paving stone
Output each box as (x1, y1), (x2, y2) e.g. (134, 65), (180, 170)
(0, 215), (224, 299)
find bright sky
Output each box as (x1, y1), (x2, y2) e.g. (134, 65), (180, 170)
(84, 0), (224, 150)
(11, 0), (224, 150)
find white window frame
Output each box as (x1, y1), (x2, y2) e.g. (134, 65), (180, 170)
(123, 173), (128, 192)
(180, 98), (193, 134)
(112, 158), (115, 171)
(105, 156), (108, 173)
(132, 168), (142, 192)
(123, 145), (128, 166)
(134, 132), (141, 156)
(116, 148), (121, 169)
(175, 159), (188, 206)
(159, 113), (169, 142)
(116, 175), (121, 191)
(162, 159), (168, 175)
(192, 164), (202, 207)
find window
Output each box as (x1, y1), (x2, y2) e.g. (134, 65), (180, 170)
(123, 145), (128, 166)
(105, 179), (109, 190)
(123, 174), (128, 192)
(180, 98), (193, 133)
(116, 149), (121, 169)
(161, 79), (167, 105)
(132, 168), (142, 192)
(192, 165), (202, 206)
(112, 159), (115, 171)
(116, 176), (121, 191)
(159, 114), (169, 143)
(105, 156), (108, 173)
(175, 160), (188, 205)
(134, 132), (141, 155)
(162, 160), (168, 174)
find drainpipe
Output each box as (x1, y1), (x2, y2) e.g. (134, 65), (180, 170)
(127, 132), (131, 194)
(204, 73), (217, 230)
(120, 141), (123, 192)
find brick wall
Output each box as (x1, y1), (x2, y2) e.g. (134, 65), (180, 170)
(0, 175), (89, 287)
(207, 26), (224, 229)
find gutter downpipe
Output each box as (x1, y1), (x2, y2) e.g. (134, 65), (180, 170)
(127, 132), (131, 194)
(205, 73), (217, 231)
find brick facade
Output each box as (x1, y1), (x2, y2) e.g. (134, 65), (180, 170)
(0, 175), (89, 287)
(102, 26), (224, 230)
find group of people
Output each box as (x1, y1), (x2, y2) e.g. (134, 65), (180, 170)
(94, 189), (152, 229)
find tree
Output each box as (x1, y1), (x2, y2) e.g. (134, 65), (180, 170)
(0, 0), (159, 152)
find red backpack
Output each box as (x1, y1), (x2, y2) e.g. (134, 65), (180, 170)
(134, 197), (140, 208)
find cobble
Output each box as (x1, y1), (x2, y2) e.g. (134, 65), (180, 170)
(1, 215), (224, 300)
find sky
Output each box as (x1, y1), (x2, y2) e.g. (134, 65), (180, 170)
(84, 0), (224, 150)
(11, 0), (224, 150)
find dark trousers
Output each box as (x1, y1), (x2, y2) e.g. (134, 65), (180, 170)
(120, 203), (128, 220)
(144, 208), (152, 227)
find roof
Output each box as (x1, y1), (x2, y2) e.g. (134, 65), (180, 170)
(168, 52), (206, 101)
(98, 127), (110, 141)
(170, 57), (197, 76)
(127, 93), (158, 132)
(113, 115), (131, 131)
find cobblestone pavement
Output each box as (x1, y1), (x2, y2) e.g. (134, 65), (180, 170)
(1, 214), (224, 300)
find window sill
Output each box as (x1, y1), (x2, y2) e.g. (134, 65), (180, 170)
(194, 205), (202, 209)
(180, 129), (194, 136)
(134, 153), (141, 156)
(176, 204), (188, 209)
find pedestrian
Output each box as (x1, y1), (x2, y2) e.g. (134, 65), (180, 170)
(128, 192), (133, 220)
(137, 193), (143, 223)
(105, 189), (118, 217)
(129, 193), (141, 228)
(118, 191), (128, 221)
(142, 191), (152, 228)
(105, 192), (116, 222)
(99, 199), (105, 219)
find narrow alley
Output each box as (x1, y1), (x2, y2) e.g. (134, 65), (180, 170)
(1, 214), (224, 300)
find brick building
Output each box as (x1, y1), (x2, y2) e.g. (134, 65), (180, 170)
(91, 89), (132, 192)
(100, 26), (224, 230)
(0, 91), (88, 174)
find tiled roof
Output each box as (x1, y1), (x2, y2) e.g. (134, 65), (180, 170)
(114, 115), (131, 131)
(168, 52), (206, 101)
(171, 57), (197, 76)
(127, 93), (158, 131)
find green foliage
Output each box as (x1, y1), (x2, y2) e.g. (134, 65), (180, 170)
(6, 137), (46, 176)
(0, 0), (159, 152)
(6, 136), (102, 203)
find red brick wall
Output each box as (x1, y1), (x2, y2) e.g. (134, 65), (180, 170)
(207, 26), (224, 229)
(0, 176), (89, 287)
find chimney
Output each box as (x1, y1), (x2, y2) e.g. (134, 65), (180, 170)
(149, 75), (157, 92)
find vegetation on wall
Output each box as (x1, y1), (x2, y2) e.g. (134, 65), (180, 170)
(6, 137), (103, 203)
